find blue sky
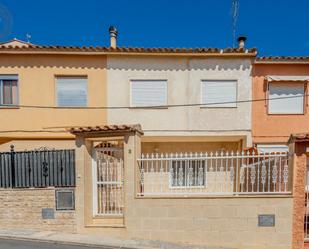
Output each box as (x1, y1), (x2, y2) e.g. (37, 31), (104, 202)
(0, 0), (308, 56)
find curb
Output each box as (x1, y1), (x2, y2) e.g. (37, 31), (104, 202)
(0, 235), (146, 249)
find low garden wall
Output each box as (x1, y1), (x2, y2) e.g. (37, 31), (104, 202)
(0, 188), (76, 233)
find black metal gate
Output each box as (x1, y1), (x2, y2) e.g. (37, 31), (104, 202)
(0, 145), (75, 188)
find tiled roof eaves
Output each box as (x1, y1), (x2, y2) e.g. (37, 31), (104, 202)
(256, 56), (309, 63)
(288, 133), (309, 143)
(0, 45), (257, 56)
(68, 124), (143, 135)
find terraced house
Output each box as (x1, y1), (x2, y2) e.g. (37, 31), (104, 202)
(252, 56), (309, 248)
(252, 56), (309, 151)
(70, 30), (293, 249)
(0, 38), (107, 151)
(0, 28), (307, 249)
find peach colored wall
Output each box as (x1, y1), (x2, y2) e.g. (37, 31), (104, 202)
(252, 64), (309, 144)
(0, 54), (107, 143)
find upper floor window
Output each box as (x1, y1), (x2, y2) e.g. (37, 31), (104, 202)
(131, 80), (167, 107)
(56, 77), (87, 107)
(0, 75), (18, 106)
(201, 80), (237, 108)
(268, 83), (304, 114)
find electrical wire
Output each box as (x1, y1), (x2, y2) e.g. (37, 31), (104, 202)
(0, 130), (67, 133)
(0, 94), (308, 109)
(0, 94), (307, 133)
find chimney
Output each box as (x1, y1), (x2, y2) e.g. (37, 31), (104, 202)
(109, 26), (118, 48)
(237, 36), (247, 49)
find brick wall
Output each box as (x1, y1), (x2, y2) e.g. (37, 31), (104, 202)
(292, 154), (306, 249)
(0, 188), (76, 233)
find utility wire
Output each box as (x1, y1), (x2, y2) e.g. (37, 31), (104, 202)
(0, 130), (67, 133)
(0, 94), (307, 133)
(0, 94), (308, 109)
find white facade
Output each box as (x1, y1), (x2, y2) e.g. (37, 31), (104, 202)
(107, 55), (253, 146)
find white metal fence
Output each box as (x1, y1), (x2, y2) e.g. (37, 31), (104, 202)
(93, 147), (124, 216)
(137, 151), (291, 197)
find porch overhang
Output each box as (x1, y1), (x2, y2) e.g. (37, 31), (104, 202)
(288, 133), (309, 143)
(67, 124), (144, 138)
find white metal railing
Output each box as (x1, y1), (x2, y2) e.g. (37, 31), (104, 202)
(137, 151), (291, 197)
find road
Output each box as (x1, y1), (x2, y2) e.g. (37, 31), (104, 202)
(0, 239), (114, 249)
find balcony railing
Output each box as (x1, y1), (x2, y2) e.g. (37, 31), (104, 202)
(137, 151), (291, 197)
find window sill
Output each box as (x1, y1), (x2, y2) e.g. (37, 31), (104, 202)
(267, 113), (305, 116)
(0, 106), (20, 109)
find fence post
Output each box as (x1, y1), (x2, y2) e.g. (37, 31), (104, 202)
(10, 145), (15, 188)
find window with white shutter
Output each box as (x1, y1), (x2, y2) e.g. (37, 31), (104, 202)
(131, 80), (167, 107)
(56, 77), (87, 107)
(268, 83), (304, 114)
(201, 80), (237, 107)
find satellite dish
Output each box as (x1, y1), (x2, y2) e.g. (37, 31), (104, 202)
(0, 4), (13, 40)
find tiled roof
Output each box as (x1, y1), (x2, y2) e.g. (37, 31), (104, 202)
(288, 133), (309, 143)
(256, 56), (309, 63)
(0, 43), (257, 56)
(68, 124), (143, 135)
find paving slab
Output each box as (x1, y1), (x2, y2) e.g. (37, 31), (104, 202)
(0, 229), (233, 249)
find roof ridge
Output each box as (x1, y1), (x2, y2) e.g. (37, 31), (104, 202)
(0, 38), (36, 46)
(0, 44), (257, 56)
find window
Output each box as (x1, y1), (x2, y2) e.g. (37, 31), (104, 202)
(256, 144), (289, 154)
(0, 75), (18, 106)
(170, 161), (206, 188)
(201, 80), (237, 107)
(131, 80), (167, 107)
(268, 83), (304, 114)
(56, 77), (87, 107)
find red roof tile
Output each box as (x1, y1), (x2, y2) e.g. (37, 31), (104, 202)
(68, 124), (143, 135)
(0, 44), (257, 56)
(256, 56), (309, 63)
(288, 133), (309, 143)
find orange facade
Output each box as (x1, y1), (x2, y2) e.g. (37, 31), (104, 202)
(252, 63), (309, 144)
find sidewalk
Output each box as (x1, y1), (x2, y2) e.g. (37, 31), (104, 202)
(0, 229), (232, 249)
